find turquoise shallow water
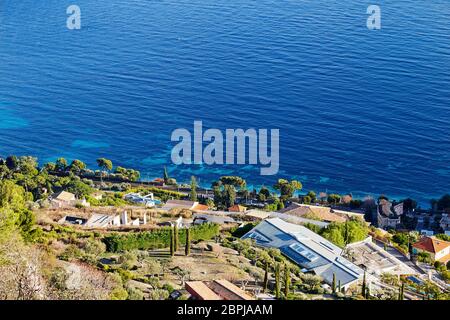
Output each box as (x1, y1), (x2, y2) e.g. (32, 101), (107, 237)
(0, 0), (449, 206)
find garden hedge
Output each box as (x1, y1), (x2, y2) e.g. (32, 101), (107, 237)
(103, 223), (219, 252)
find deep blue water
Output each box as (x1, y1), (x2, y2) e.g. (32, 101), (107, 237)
(0, 0), (449, 206)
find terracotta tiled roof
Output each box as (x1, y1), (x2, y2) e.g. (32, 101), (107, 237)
(192, 204), (209, 211)
(211, 280), (254, 300)
(279, 203), (347, 223)
(185, 281), (222, 300)
(228, 205), (247, 212)
(412, 236), (450, 254)
(438, 252), (450, 263)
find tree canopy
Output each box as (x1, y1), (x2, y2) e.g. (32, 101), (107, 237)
(96, 158), (113, 172)
(273, 179), (302, 202)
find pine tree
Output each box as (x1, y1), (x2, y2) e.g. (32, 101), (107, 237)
(275, 263), (280, 299)
(263, 261), (269, 292)
(284, 263), (290, 298)
(332, 273), (336, 293)
(185, 228), (191, 256)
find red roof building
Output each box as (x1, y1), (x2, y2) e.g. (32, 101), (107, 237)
(412, 236), (450, 263)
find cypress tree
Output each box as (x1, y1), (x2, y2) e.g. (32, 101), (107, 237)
(398, 282), (405, 300)
(338, 280), (341, 293)
(185, 228), (191, 256)
(275, 263), (280, 299)
(361, 271), (366, 297)
(263, 261), (269, 292)
(163, 166), (169, 184)
(332, 273), (336, 293)
(400, 282), (405, 300)
(284, 263), (290, 298)
(174, 225), (179, 252)
(190, 176), (197, 201)
(170, 227), (175, 256)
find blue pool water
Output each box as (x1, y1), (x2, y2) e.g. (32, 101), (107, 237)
(0, 0), (449, 206)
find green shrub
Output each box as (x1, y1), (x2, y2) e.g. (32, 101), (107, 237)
(110, 287), (128, 300)
(162, 283), (174, 293)
(231, 223), (256, 238)
(441, 270), (450, 283)
(58, 245), (83, 261)
(126, 285), (144, 300)
(116, 268), (134, 282)
(103, 223), (220, 252)
(84, 239), (106, 256)
(417, 251), (432, 264)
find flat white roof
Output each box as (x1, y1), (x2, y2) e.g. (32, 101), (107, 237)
(267, 218), (343, 257)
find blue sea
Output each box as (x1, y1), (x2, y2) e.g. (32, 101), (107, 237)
(0, 0), (449, 206)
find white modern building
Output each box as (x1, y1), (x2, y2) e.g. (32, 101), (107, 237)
(242, 218), (364, 291)
(124, 192), (156, 207)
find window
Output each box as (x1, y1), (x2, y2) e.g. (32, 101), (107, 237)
(289, 243), (318, 262)
(246, 232), (270, 243)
